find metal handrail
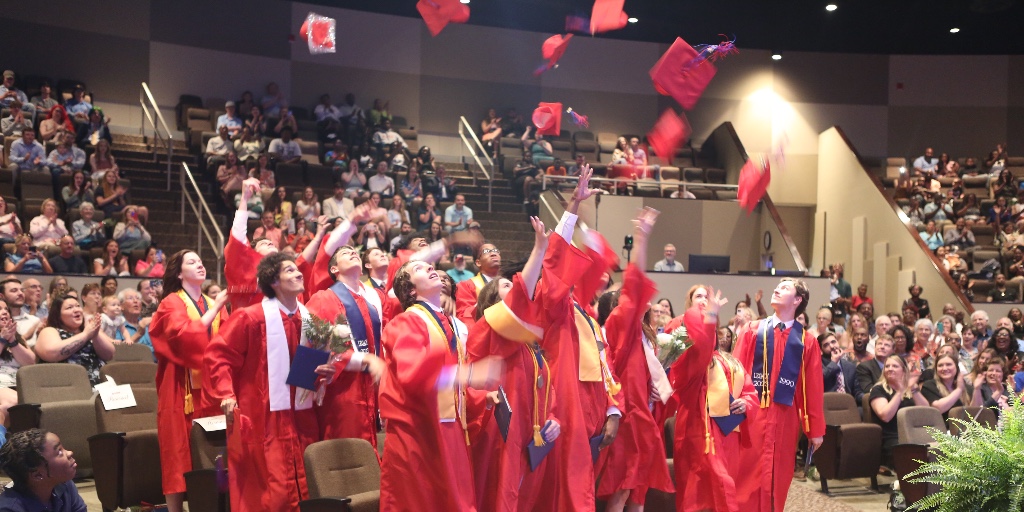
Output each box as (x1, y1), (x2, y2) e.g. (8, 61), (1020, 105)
(138, 82), (174, 191)
(457, 116), (494, 212)
(540, 174), (739, 197)
(180, 162), (225, 283)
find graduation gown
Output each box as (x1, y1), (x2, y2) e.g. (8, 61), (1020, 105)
(455, 273), (488, 328)
(597, 264), (674, 504)
(665, 310), (758, 512)
(537, 235), (624, 511)
(379, 306), (478, 511)
(224, 235), (314, 310)
(731, 319), (825, 512)
(304, 282), (385, 449)
(205, 304), (320, 512)
(466, 268), (578, 512)
(149, 292), (227, 495)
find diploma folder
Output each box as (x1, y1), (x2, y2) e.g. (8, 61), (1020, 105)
(589, 434), (604, 463)
(527, 439), (555, 471)
(711, 397), (746, 436)
(286, 345), (331, 391)
(494, 386), (512, 442)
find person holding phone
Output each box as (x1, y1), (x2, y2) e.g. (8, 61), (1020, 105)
(4, 235), (52, 274)
(134, 246), (165, 278)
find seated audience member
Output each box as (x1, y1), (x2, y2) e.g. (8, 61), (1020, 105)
(0, 71), (32, 117)
(956, 193), (983, 226)
(216, 101), (242, 137)
(499, 108), (526, 138)
(401, 167), (424, 204)
(912, 147), (939, 178)
(371, 119), (407, 156)
(521, 126), (554, 168)
(480, 108), (502, 156)
(64, 86), (91, 125)
(987, 273), (1019, 303)
(272, 104), (299, 137)
(921, 353), (972, 420)
(0, 299), (34, 400)
(98, 295), (129, 341)
(387, 194), (411, 229)
(819, 331), (859, 397)
(6, 128), (46, 175)
(71, 202), (105, 249)
(870, 355), (928, 467)
(266, 185), (294, 233)
(1, 101), (31, 137)
(314, 94), (342, 142)
(100, 276), (119, 298)
(260, 81), (285, 118)
(93, 239), (129, 277)
(417, 193), (442, 229)
(233, 184), (264, 220)
(368, 98), (392, 127)
(286, 218), (315, 253)
(446, 253), (473, 284)
(340, 158), (368, 197)
(336, 93), (364, 144)
(671, 184), (696, 199)
(29, 199), (67, 251)
(0, 197), (22, 245)
(943, 217), (976, 248)
(414, 145), (435, 172)
(62, 170), (94, 211)
(249, 153), (275, 195)
(75, 108), (112, 148)
(0, 429), (87, 510)
(653, 243), (685, 272)
(35, 294), (116, 386)
(424, 164), (457, 202)
(46, 135), (86, 177)
(902, 196), (926, 229)
(253, 210), (284, 249)
(268, 126), (302, 164)
(357, 220), (386, 250)
(245, 105), (267, 139)
(368, 161), (396, 197)
(30, 82), (58, 113)
(234, 126), (263, 162)
(116, 289), (152, 354)
(113, 206), (151, 252)
(217, 151), (247, 205)
(296, 186), (321, 225)
(388, 221), (412, 250)
(5, 235), (52, 274)
(47, 236), (86, 275)
(991, 168), (1017, 200)
(987, 196), (1012, 226)
(444, 194), (473, 233)
(206, 125), (232, 168)
(986, 144), (1008, 174)
(920, 220), (943, 251)
(903, 284), (931, 319)
(971, 355), (1012, 418)
(322, 182), (355, 222)
(134, 246), (165, 278)
(89, 138), (119, 184)
(95, 169), (129, 219)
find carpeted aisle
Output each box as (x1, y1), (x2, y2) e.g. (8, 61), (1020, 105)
(785, 481), (864, 511)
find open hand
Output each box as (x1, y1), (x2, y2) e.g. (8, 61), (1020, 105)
(572, 165), (602, 203)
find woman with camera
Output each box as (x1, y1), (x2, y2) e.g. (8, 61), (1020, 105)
(4, 235), (52, 274)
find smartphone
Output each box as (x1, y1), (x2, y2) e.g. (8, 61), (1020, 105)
(156, 249), (164, 262)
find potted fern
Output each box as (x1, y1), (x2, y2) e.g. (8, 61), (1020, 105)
(905, 393), (1024, 512)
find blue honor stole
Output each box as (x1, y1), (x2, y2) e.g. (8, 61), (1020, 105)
(330, 281), (382, 357)
(752, 320), (805, 408)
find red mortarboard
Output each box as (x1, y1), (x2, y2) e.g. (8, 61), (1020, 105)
(299, 13), (336, 54)
(542, 34), (573, 68)
(590, 0), (628, 34)
(737, 158), (771, 213)
(650, 37), (718, 110)
(532, 102), (563, 136)
(590, 230), (621, 272)
(646, 109), (691, 165)
(417, 0), (470, 37)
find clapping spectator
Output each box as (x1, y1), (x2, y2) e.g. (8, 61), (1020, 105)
(216, 151), (247, 205)
(500, 108), (526, 138)
(322, 183), (354, 222)
(6, 128), (46, 175)
(922, 194), (953, 223)
(1, 101), (31, 137)
(113, 206), (151, 252)
(426, 164), (457, 202)
(869, 355), (928, 468)
(388, 194), (411, 228)
(971, 355), (1012, 418)
(134, 246), (165, 278)
(216, 101), (242, 137)
(95, 169), (129, 218)
(61, 169), (94, 212)
(912, 147), (939, 178)
(252, 210), (283, 249)
(480, 109), (502, 157)
(237, 91), (256, 118)
(990, 168), (1017, 200)
(368, 98), (391, 128)
(268, 126), (301, 164)
(46, 135), (86, 180)
(245, 105), (266, 139)
(89, 138), (119, 184)
(296, 186), (320, 225)
(38, 105), (73, 143)
(417, 193), (441, 229)
(71, 202), (105, 249)
(371, 119), (407, 157)
(234, 126), (263, 162)
(4, 235), (53, 274)
(35, 294), (115, 386)
(29, 199), (67, 251)
(920, 220), (943, 251)
(47, 236), (86, 275)
(902, 196), (926, 229)
(368, 161), (395, 197)
(357, 221), (385, 250)
(414, 146), (436, 172)
(0, 71), (33, 120)
(0, 197), (22, 245)
(29, 81), (58, 113)
(522, 126), (554, 167)
(205, 125), (232, 169)
(340, 158), (367, 197)
(260, 82), (286, 118)
(401, 167), (423, 204)
(64, 86), (91, 125)
(249, 153), (275, 197)
(985, 144), (1008, 174)
(75, 108), (112, 148)
(314, 94), (342, 142)
(987, 195), (1012, 226)
(0, 300), (35, 405)
(93, 239), (129, 276)
(272, 104), (299, 138)
(920, 353), (972, 419)
(986, 326), (1020, 372)
(939, 153), (959, 177)
(286, 218), (315, 253)
(266, 186), (294, 232)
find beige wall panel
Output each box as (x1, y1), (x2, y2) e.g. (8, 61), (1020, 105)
(148, 42), (291, 107)
(290, 4), (422, 75)
(886, 107), (1007, 160)
(888, 55), (1007, 107)
(2, 0), (150, 40)
(419, 23), (546, 85)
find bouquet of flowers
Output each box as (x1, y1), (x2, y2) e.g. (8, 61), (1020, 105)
(656, 325), (692, 370)
(302, 312), (354, 405)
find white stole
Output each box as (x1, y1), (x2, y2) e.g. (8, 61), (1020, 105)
(263, 297), (313, 412)
(643, 334), (674, 403)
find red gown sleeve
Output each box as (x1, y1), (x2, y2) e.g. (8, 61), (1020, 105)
(455, 279), (477, 326)
(670, 308), (717, 389)
(603, 264), (657, 364)
(571, 241), (613, 313)
(382, 313), (446, 399)
(150, 295), (224, 370)
(310, 243), (334, 295)
(535, 235), (592, 325)
(798, 332), (826, 438)
(204, 309), (255, 403)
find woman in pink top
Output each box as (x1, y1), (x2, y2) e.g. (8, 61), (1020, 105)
(29, 199), (67, 250)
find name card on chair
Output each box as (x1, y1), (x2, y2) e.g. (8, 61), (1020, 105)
(98, 383), (137, 411)
(193, 415), (227, 432)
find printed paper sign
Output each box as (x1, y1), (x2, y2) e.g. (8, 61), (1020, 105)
(99, 384), (137, 411)
(193, 415), (227, 432)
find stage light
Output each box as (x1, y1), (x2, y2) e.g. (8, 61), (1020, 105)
(771, 54), (782, 61)
(627, 17), (638, 23)
(949, 27), (960, 33)
(825, 4), (837, 11)
(460, 0), (470, 4)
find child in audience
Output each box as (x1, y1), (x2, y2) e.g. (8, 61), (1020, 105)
(100, 296), (130, 342)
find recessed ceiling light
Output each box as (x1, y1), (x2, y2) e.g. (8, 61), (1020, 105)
(460, 0), (470, 3)
(627, 17), (638, 23)
(772, 54), (782, 60)
(825, 4), (838, 11)
(949, 27), (960, 33)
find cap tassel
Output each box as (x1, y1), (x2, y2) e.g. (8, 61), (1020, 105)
(184, 392), (194, 416)
(534, 425), (545, 447)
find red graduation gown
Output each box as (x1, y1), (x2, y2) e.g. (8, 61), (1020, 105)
(665, 310), (758, 512)
(149, 293), (228, 495)
(204, 305), (320, 512)
(731, 320), (825, 512)
(304, 284), (385, 449)
(455, 274), (487, 328)
(224, 235), (314, 311)
(466, 272), (566, 512)
(597, 264), (674, 504)
(379, 309), (477, 511)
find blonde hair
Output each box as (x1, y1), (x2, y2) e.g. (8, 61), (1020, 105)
(933, 353), (971, 406)
(877, 355), (912, 399)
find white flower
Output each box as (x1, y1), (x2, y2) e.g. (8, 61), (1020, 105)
(332, 324), (352, 339)
(656, 333), (673, 347)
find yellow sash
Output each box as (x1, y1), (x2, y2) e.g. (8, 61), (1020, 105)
(707, 354), (745, 417)
(483, 301), (542, 344)
(573, 307), (620, 405)
(178, 290), (221, 415)
(409, 305), (469, 444)
(471, 273), (487, 292)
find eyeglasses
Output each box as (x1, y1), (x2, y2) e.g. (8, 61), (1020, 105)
(482, 248), (500, 255)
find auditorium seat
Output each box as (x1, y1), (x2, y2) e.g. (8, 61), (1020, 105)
(11, 364), (98, 478)
(301, 438), (381, 512)
(946, 405), (996, 436)
(185, 423), (229, 512)
(813, 392), (882, 494)
(89, 388), (164, 511)
(99, 362), (157, 388)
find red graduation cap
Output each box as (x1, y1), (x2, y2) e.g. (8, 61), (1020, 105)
(646, 109), (691, 165)
(543, 34), (573, 68)
(532, 102), (563, 136)
(417, 0), (470, 37)
(299, 12), (336, 54)
(590, 0), (628, 34)
(737, 157), (772, 213)
(650, 37), (718, 110)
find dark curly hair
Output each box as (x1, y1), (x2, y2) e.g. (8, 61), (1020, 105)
(392, 261), (419, 310)
(0, 428), (50, 491)
(257, 252), (295, 299)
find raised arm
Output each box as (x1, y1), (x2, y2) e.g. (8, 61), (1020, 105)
(520, 216), (549, 298)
